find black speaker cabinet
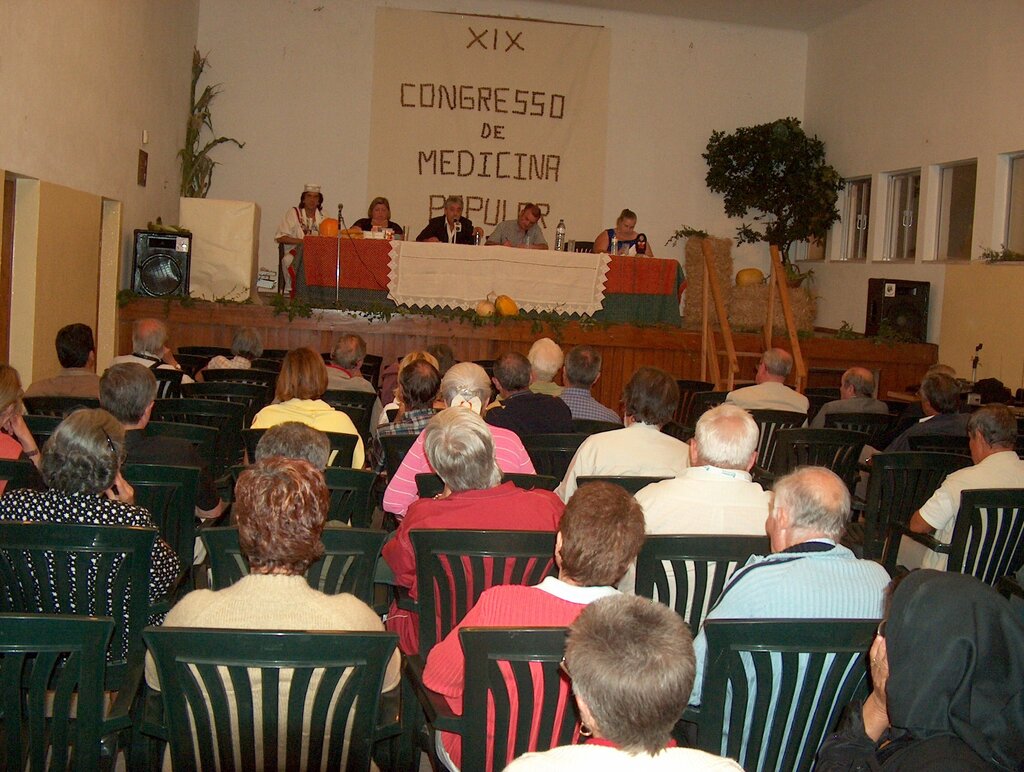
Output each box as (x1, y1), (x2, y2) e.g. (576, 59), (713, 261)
(865, 278), (930, 342)
(132, 230), (191, 297)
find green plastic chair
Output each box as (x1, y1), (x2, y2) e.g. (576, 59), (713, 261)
(229, 465), (376, 527)
(152, 368), (185, 399)
(178, 345), (231, 358)
(0, 458), (42, 492)
(634, 535), (770, 632)
(414, 472), (560, 499)
(151, 397), (246, 479)
(144, 627), (398, 772)
(23, 413), (62, 446)
(410, 529), (558, 656)
(756, 428), (869, 491)
(122, 462), (199, 582)
(202, 526), (387, 607)
(0, 613), (116, 771)
(181, 381), (272, 428)
(323, 389), (379, 445)
(895, 487), (1024, 585)
(747, 409), (808, 472)
(824, 412), (897, 451)
(662, 420), (695, 443)
(22, 395), (100, 416)
(674, 379), (714, 426)
(143, 420), (219, 475)
(575, 474), (673, 495)
(241, 427), (358, 468)
(379, 433), (419, 482)
(685, 619), (877, 772)
(414, 627), (577, 771)
(569, 418), (620, 435)
(202, 366), (279, 393)
(689, 390), (730, 427)
(521, 433), (590, 480)
(907, 433), (973, 458)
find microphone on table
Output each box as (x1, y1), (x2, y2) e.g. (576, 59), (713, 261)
(338, 203), (344, 226)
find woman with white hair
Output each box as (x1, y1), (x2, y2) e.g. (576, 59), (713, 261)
(202, 327), (263, 373)
(381, 362), (535, 519)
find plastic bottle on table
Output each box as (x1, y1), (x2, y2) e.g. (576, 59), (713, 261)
(554, 219), (566, 251)
(610, 235), (618, 255)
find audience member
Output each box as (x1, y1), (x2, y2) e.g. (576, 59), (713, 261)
(899, 363), (957, 422)
(253, 422), (331, 469)
(817, 571), (1024, 770)
(382, 362), (535, 518)
(24, 323), (101, 398)
(558, 345), (620, 424)
(145, 457), (399, 692)
(882, 371), (967, 452)
(326, 334), (384, 429)
(100, 363), (225, 521)
(900, 404), (1024, 570)
(690, 466), (889, 705)
(527, 337), (565, 396)
(111, 318), (193, 383)
(383, 408), (564, 653)
(202, 327), (262, 372)
(558, 366), (689, 501)
(810, 367), (888, 428)
(486, 351), (573, 436)
(426, 343), (456, 378)
(368, 359), (440, 474)
(505, 595), (742, 771)
(251, 347), (365, 468)
(725, 348), (808, 414)
(0, 364), (43, 472)
(378, 350), (440, 426)
(0, 408), (179, 606)
(424, 482), (644, 769)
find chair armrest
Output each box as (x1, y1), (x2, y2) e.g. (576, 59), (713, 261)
(404, 654), (461, 733)
(394, 586), (418, 613)
(102, 660), (144, 735)
(751, 465), (775, 488)
(900, 529), (950, 554)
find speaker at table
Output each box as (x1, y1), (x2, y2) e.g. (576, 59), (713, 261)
(132, 230), (191, 297)
(865, 278), (929, 343)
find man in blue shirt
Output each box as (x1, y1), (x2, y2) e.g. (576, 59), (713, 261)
(558, 345), (620, 425)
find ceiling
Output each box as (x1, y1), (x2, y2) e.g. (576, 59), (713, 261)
(540, 0), (875, 31)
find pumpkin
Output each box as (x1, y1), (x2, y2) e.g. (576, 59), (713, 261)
(736, 268), (765, 287)
(319, 218), (339, 237)
(494, 295), (519, 316)
(475, 300), (496, 317)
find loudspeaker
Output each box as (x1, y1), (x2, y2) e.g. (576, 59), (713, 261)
(132, 230), (191, 297)
(865, 278), (930, 342)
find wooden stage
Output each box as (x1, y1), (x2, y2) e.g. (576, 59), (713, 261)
(118, 298), (937, 411)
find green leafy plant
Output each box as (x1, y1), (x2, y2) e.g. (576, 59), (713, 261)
(665, 225), (710, 247)
(270, 294), (315, 322)
(980, 245), (1024, 262)
(180, 48), (244, 198)
(703, 117), (842, 264)
(834, 320), (861, 340)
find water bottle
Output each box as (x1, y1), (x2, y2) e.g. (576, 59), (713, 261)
(554, 219), (566, 251)
(610, 235), (618, 255)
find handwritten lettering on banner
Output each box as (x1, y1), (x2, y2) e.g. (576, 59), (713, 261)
(369, 9), (609, 238)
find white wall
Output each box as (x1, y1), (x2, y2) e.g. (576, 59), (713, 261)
(804, 0), (1024, 344)
(196, 0), (807, 274)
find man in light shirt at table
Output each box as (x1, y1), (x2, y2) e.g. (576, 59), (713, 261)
(487, 203), (548, 249)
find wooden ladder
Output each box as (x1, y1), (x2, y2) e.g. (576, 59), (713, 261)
(699, 238), (739, 390)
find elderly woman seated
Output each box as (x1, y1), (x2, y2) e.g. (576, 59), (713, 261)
(200, 326), (263, 375)
(817, 570), (1024, 770)
(254, 421), (331, 469)
(146, 456), (399, 691)
(382, 362), (536, 518)
(0, 408), (179, 606)
(382, 408), (564, 654)
(506, 595), (742, 770)
(251, 347), (365, 468)
(423, 481), (646, 770)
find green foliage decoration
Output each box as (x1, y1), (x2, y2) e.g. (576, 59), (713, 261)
(180, 48), (244, 198)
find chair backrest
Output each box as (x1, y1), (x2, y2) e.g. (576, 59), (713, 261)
(241, 428), (358, 468)
(144, 627), (397, 772)
(863, 451), (971, 564)
(414, 472), (560, 499)
(0, 458), (41, 493)
(571, 240), (594, 253)
(748, 409), (808, 471)
(0, 613), (114, 771)
(907, 433), (972, 457)
(201, 526), (387, 607)
(411, 529), (558, 655)
(323, 467), (377, 528)
(770, 428), (869, 492)
(361, 353), (384, 390)
(322, 389), (377, 444)
(804, 387), (841, 398)
(460, 627), (578, 770)
(22, 395), (99, 416)
(122, 462), (200, 574)
(144, 420), (219, 475)
(153, 367), (186, 399)
(0, 522), (155, 688)
(203, 367), (279, 393)
(23, 413), (62, 447)
(805, 393), (835, 424)
(151, 397), (246, 477)
(675, 380), (715, 426)
(181, 381), (272, 427)
(690, 391), (730, 425)
(175, 352), (211, 377)
(260, 348), (290, 359)
(178, 345), (231, 357)
(250, 357), (283, 372)
(661, 420), (695, 443)
(569, 418), (620, 435)
(575, 475), (673, 495)
(693, 619), (877, 772)
(521, 433), (590, 480)
(946, 487), (1024, 585)
(634, 535), (770, 631)
(824, 412), (897, 449)
(380, 433), (419, 481)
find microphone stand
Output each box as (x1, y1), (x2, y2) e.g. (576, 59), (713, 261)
(335, 204), (344, 305)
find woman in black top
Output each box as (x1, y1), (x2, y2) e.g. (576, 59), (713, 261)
(351, 196), (404, 237)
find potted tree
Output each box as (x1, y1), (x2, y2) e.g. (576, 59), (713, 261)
(702, 117), (841, 286)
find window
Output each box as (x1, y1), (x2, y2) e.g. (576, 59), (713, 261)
(839, 178), (871, 260)
(1006, 154), (1024, 253)
(883, 170), (919, 261)
(936, 160), (976, 260)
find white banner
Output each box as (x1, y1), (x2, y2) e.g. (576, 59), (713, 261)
(368, 9), (609, 244)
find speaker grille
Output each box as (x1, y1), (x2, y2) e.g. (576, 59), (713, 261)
(132, 230), (191, 297)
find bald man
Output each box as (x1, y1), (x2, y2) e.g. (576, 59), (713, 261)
(810, 367), (889, 428)
(725, 348), (808, 414)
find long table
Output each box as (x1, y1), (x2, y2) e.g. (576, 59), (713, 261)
(296, 236), (684, 325)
